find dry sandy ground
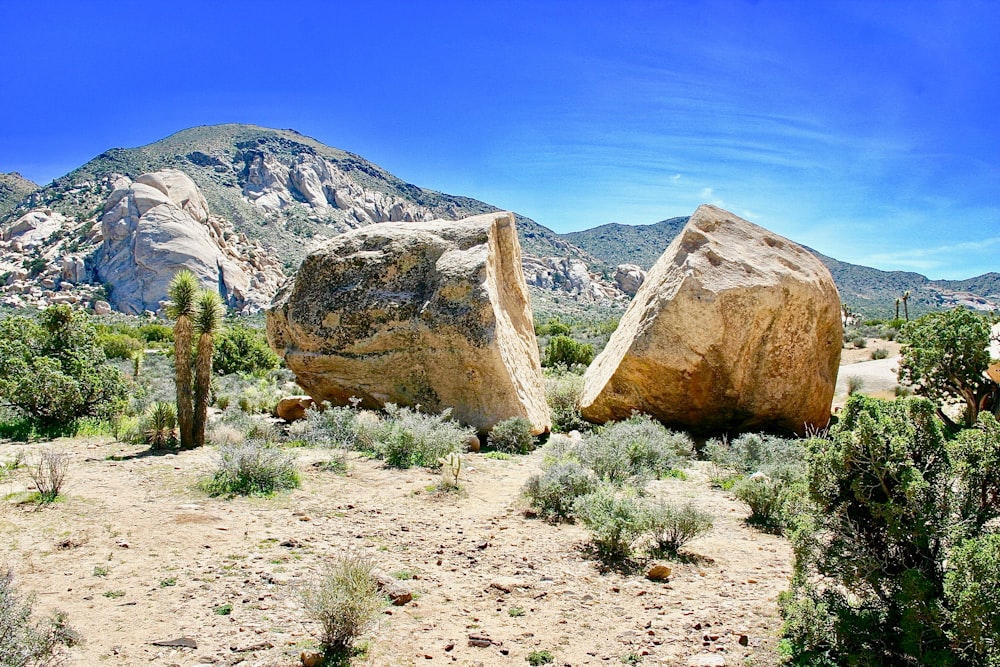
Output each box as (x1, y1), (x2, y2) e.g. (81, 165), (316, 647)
(833, 339), (903, 409)
(1, 437), (791, 667)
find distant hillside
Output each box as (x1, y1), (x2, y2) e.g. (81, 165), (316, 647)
(562, 217), (998, 318)
(0, 172), (38, 220)
(1, 124), (583, 269)
(562, 217), (688, 268)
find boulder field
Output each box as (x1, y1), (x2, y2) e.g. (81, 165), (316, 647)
(580, 205), (842, 435)
(266, 212), (550, 435)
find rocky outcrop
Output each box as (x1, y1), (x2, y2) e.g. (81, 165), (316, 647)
(523, 256), (621, 303)
(266, 212), (550, 434)
(95, 169), (283, 315)
(614, 264), (646, 296)
(2, 209), (65, 247)
(580, 205), (842, 435)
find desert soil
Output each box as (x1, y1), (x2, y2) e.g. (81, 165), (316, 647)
(1, 436), (791, 667)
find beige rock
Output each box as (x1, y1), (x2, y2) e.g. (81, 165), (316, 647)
(2, 209), (65, 245)
(580, 205), (842, 435)
(275, 395), (314, 422)
(614, 263), (646, 296)
(93, 300), (112, 315)
(645, 563), (672, 581)
(135, 169), (210, 222)
(266, 212), (550, 435)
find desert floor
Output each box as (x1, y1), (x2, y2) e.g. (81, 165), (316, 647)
(1, 437), (790, 667)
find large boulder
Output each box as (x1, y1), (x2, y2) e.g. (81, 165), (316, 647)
(580, 205), (842, 435)
(266, 212), (550, 435)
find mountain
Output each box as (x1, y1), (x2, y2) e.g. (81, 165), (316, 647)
(562, 220), (1000, 318)
(0, 124), (611, 315)
(0, 172), (38, 220)
(562, 217), (688, 269)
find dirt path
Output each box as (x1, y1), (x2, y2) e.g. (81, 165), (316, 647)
(1, 437), (791, 666)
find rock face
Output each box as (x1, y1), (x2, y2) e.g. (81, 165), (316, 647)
(94, 169), (283, 314)
(580, 205), (842, 435)
(266, 212), (550, 435)
(614, 263), (646, 296)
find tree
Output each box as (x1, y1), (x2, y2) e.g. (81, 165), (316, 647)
(895, 297), (900, 321)
(902, 289), (911, 320)
(167, 270), (198, 449)
(0, 305), (128, 427)
(213, 324), (280, 376)
(897, 308), (998, 427)
(193, 290), (223, 448)
(542, 335), (594, 368)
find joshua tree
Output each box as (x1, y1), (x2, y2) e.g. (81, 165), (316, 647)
(895, 297), (901, 321)
(167, 270), (198, 449)
(902, 290), (911, 321)
(193, 290), (223, 448)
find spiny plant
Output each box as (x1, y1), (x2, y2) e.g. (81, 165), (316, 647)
(193, 290), (223, 448)
(166, 270), (198, 449)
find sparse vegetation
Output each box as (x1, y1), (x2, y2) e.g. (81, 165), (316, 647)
(544, 370), (589, 433)
(368, 405), (472, 469)
(28, 449), (69, 503)
(580, 413), (693, 485)
(0, 569), (79, 666)
(643, 500), (713, 555)
(204, 440), (299, 497)
(522, 460), (599, 523)
(301, 553), (383, 660)
(487, 417), (535, 454)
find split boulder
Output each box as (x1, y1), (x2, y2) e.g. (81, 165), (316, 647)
(266, 212), (550, 434)
(580, 205), (842, 435)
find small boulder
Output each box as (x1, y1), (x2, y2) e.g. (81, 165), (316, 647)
(371, 568), (413, 606)
(645, 563), (672, 581)
(93, 300), (112, 316)
(275, 395), (314, 422)
(614, 263), (646, 296)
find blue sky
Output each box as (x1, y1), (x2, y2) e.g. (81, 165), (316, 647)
(1, 0), (997, 279)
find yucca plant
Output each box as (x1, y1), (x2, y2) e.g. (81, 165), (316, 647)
(144, 401), (178, 450)
(193, 290), (223, 448)
(167, 270), (198, 449)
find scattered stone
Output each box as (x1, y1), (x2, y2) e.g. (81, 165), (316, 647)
(372, 568), (413, 605)
(489, 577), (527, 594)
(465, 434), (481, 453)
(300, 650), (323, 667)
(645, 564), (672, 581)
(467, 633), (493, 648)
(151, 637), (198, 648)
(230, 641), (273, 652)
(266, 212), (551, 435)
(581, 204), (842, 435)
(687, 655), (727, 667)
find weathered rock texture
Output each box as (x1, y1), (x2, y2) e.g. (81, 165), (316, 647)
(580, 205), (842, 435)
(266, 212), (550, 434)
(95, 169), (283, 314)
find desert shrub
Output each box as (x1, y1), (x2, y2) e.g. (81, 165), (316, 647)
(522, 461), (599, 523)
(288, 404), (362, 449)
(534, 318), (571, 337)
(97, 332), (142, 360)
(0, 569), (79, 667)
(235, 377), (283, 415)
(733, 475), (786, 527)
(0, 305), (129, 427)
(574, 486), (646, 562)
(580, 413), (692, 485)
(870, 347), (889, 360)
(851, 336), (867, 349)
(28, 449), (69, 503)
(487, 417), (535, 454)
(780, 395), (1000, 665)
(545, 371), (588, 433)
(944, 534), (1000, 666)
(527, 650), (554, 666)
(141, 402), (177, 450)
(213, 324), (280, 376)
(215, 408), (279, 443)
(136, 323), (173, 344)
(301, 553), (383, 659)
(643, 500), (713, 555)
(205, 439), (299, 496)
(705, 432), (806, 477)
(369, 405), (472, 469)
(543, 335), (594, 368)
(846, 375), (865, 395)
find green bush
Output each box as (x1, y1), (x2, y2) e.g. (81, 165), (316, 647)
(733, 475), (785, 527)
(705, 432), (806, 480)
(488, 417), (535, 454)
(205, 440), (299, 496)
(780, 394), (1000, 665)
(288, 404), (363, 449)
(301, 553), (383, 659)
(870, 347), (889, 360)
(643, 500), (713, 556)
(851, 336), (867, 349)
(213, 324), (280, 376)
(370, 405), (472, 469)
(0, 305), (130, 427)
(97, 332), (142, 360)
(0, 569), (79, 666)
(137, 323), (173, 344)
(545, 371), (588, 433)
(944, 534), (1000, 666)
(580, 413), (692, 485)
(534, 318), (571, 337)
(543, 335), (594, 368)
(522, 461), (599, 523)
(574, 486), (646, 562)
